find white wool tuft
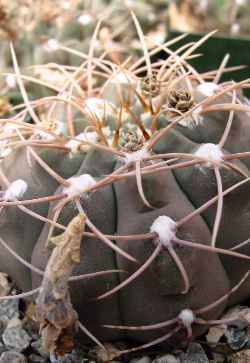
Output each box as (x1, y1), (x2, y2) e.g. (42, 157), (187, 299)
(36, 121), (64, 141)
(67, 132), (98, 154)
(150, 215), (177, 247)
(63, 174), (96, 198)
(35, 68), (67, 89)
(3, 123), (18, 133)
(151, 32), (165, 45)
(178, 106), (204, 128)
(236, 0), (246, 5)
(0, 147), (11, 159)
(67, 127), (111, 154)
(0, 124), (19, 160)
(62, 1), (70, 9)
(199, 0), (208, 11)
(37, 130), (55, 141)
(5, 75), (16, 89)
(78, 14), (93, 25)
(84, 98), (115, 120)
(141, 112), (151, 123)
(44, 39), (60, 52)
(125, 0), (133, 7)
(195, 143), (223, 167)
(110, 71), (136, 85)
(231, 23), (240, 35)
(192, 105), (203, 120)
(178, 309), (195, 327)
(196, 82), (220, 97)
(124, 148), (150, 163)
(4, 179), (28, 201)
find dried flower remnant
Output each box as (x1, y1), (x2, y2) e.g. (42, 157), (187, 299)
(36, 213), (86, 356)
(141, 71), (162, 98)
(118, 124), (145, 152)
(168, 90), (195, 115)
(165, 89), (204, 127)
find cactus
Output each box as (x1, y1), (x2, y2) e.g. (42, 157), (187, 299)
(1, 16), (250, 359)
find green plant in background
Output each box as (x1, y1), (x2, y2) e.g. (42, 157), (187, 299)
(170, 0), (250, 37)
(1, 13), (250, 361)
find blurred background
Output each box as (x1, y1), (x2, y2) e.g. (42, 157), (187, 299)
(168, 0), (250, 96)
(0, 0), (250, 109)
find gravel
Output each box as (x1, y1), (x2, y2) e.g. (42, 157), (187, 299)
(0, 351), (27, 363)
(180, 343), (209, 363)
(153, 354), (180, 363)
(2, 325), (31, 352)
(0, 298), (19, 324)
(1, 276), (250, 362)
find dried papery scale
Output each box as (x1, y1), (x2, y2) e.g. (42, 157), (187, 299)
(1, 14), (250, 359)
(168, 89), (194, 115)
(140, 71), (162, 99)
(118, 124), (145, 152)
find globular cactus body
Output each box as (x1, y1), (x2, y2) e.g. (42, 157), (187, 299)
(1, 18), (250, 357)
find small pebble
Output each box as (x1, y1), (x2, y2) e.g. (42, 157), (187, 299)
(0, 350), (27, 363)
(31, 338), (50, 358)
(0, 343), (6, 355)
(28, 354), (48, 363)
(225, 321), (249, 350)
(22, 319), (40, 341)
(211, 352), (225, 362)
(50, 349), (86, 363)
(0, 322), (4, 336)
(153, 354), (180, 363)
(0, 273), (11, 297)
(2, 325), (31, 351)
(229, 349), (250, 362)
(0, 298), (19, 324)
(131, 356), (152, 363)
(180, 343), (209, 363)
